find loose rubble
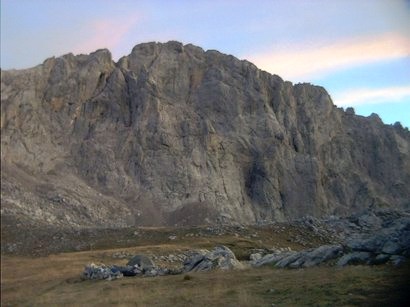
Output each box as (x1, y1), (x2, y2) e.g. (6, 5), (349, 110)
(250, 209), (410, 269)
(250, 244), (343, 268)
(82, 245), (243, 280)
(83, 263), (123, 280)
(82, 209), (409, 281)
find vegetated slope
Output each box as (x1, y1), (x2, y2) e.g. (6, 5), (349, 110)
(1, 41), (409, 227)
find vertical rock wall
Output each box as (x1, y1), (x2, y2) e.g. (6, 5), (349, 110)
(1, 41), (409, 226)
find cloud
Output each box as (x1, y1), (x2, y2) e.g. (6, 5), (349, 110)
(72, 14), (140, 58)
(332, 85), (410, 107)
(245, 33), (410, 81)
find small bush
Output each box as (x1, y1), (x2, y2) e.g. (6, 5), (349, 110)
(183, 274), (192, 281)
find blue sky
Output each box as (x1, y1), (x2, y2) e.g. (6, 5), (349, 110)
(1, 0), (409, 127)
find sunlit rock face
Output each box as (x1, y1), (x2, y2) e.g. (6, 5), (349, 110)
(1, 41), (409, 227)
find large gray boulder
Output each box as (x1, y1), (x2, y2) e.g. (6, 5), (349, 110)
(336, 252), (373, 267)
(127, 255), (156, 271)
(275, 252), (305, 268)
(346, 236), (385, 253)
(345, 215), (410, 260)
(183, 246), (243, 272)
(252, 245), (343, 269)
(251, 252), (294, 267)
(182, 252), (208, 272)
(300, 244), (343, 267)
(83, 263), (123, 280)
(112, 265), (143, 277)
(370, 254), (391, 265)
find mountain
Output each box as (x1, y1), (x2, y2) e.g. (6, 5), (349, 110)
(1, 41), (409, 228)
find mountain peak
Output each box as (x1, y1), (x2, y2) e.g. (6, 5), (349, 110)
(1, 42), (409, 228)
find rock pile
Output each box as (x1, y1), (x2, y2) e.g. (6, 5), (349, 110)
(337, 214), (410, 267)
(83, 263), (123, 280)
(251, 245), (343, 268)
(82, 210), (409, 281)
(83, 246), (242, 281)
(154, 253), (187, 263)
(112, 254), (173, 277)
(250, 210), (410, 269)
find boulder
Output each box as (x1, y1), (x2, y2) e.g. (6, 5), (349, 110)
(336, 252), (372, 267)
(381, 240), (403, 255)
(346, 236), (385, 253)
(275, 252), (304, 268)
(211, 245), (243, 270)
(390, 255), (407, 266)
(112, 265), (142, 277)
(183, 246), (243, 272)
(83, 263), (123, 280)
(251, 252), (293, 267)
(300, 245), (343, 268)
(357, 213), (382, 230)
(183, 252), (207, 272)
(256, 245), (343, 269)
(370, 254), (390, 265)
(249, 252), (263, 261)
(344, 216), (410, 261)
(127, 255), (156, 272)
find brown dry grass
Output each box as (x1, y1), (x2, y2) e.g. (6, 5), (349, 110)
(2, 245), (409, 307)
(2, 220), (328, 257)
(1, 224), (408, 306)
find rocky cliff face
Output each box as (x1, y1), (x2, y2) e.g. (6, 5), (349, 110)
(1, 41), (409, 227)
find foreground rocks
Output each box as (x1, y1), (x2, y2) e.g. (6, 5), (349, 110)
(83, 228), (409, 281)
(250, 212), (410, 269)
(336, 213), (410, 267)
(183, 245), (244, 272)
(83, 245), (243, 280)
(251, 244), (344, 269)
(83, 263), (123, 280)
(80, 208), (409, 281)
(251, 241), (408, 269)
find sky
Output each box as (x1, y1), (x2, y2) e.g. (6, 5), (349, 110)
(1, 0), (409, 127)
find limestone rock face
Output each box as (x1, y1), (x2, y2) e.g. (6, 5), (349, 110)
(1, 41), (409, 227)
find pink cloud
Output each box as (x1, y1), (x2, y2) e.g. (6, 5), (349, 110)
(73, 14), (140, 58)
(245, 33), (410, 81)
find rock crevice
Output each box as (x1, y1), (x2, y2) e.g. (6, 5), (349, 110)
(1, 41), (409, 227)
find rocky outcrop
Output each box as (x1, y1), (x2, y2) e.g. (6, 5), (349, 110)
(183, 245), (243, 272)
(250, 209), (410, 268)
(251, 244), (343, 268)
(127, 254), (156, 270)
(1, 41), (409, 227)
(83, 246), (242, 281)
(83, 263), (123, 280)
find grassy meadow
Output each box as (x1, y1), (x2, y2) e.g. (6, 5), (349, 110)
(2, 230), (409, 306)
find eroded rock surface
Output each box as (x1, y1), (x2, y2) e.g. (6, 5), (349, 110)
(251, 209), (410, 268)
(83, 263), (123, 280)
(1, 41), (409, 227)
(183, 245), (243, 272)
(251, 244), (343, 268)
(83, 246), (242, 281)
